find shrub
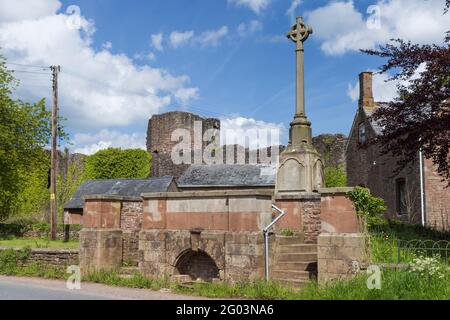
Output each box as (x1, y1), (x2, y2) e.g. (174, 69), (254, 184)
(0, 248), (31, 273)
(280, 229), (295, 237)
(347, 187), (387, 230)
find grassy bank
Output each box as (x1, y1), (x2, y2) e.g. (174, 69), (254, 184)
(0, 238), (78, 249)
(0, 247), (448, 300)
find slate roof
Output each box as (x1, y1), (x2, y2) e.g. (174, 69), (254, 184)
(363, 105), (386, 136)
(64, 176), (174, 210)
(177, 164), (276, 188)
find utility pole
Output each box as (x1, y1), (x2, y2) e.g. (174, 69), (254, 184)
(50, 65), (60, 241)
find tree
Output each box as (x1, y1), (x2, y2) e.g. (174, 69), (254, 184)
(362, 3), (450, 182)
(0, 57), (54, 219)
(324, 166), (347, 188)
(84, 148), (151, 180)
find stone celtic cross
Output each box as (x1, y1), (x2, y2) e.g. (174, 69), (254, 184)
(287, 16), (313, 51)
(286, 16), (313, 137)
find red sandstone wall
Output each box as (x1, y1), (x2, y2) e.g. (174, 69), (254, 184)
(320, 193), (359, 233)
(142, 193), (273, 232)
(424, 159), (450, 230)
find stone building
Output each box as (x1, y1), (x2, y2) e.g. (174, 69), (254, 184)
(346, 72), (449, 230)
(147, 111), (220, 179)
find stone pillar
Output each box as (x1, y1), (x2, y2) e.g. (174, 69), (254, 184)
(79, 196), (124, 274)
(317, 233), (369, 284)
(79, 228), (123, 273)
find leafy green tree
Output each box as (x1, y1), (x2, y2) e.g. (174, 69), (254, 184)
(84, 148), (151, 180)
(0, 56), (54, 220)
(57, 150), (86, 217)
(324, 166), (347, 187)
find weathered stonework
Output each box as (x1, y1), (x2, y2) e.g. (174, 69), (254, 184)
(121, 201), (143, 266)
(0, 248), (79, 268)
(320, 187), (360, 233)
(346, 72), (449, 230)
(138, 230), (265, 283)
(79, 228), (123, 273)
(147, 111), (220, 179)
(317, 233), (368, 284)
(275, 193), (321, 243)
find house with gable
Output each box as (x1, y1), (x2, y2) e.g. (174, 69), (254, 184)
(346, 72), (449, 230)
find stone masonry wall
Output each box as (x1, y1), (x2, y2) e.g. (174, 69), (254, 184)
(138, 229), (266, 283)
(0, 248), (79, 268)
(147, 111), (220, 179)
(121, 201), (143, 266)
(275, 194), (321, 243)
(317, 233), (368, 284)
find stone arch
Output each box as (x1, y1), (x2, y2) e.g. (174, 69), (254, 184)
(278, 157), (306, 191)
(173, 249), (220, 282)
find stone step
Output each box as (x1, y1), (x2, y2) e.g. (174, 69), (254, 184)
(277, 252), (317, 262)
(276, 236), (304, 245)
(278, 244), (317, 254)
(274, 261), (317, 272)
(118, 274), (134, 279)
(120, 267), (139, 275)
(271, 270), (311, 281)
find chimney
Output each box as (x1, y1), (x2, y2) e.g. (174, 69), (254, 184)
(359, 72), (374, 108)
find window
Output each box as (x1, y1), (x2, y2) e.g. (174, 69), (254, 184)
(396, 178), (407, 215)
(358, 122), (366, 144)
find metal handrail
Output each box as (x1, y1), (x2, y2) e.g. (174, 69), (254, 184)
(263, 204), (286, 282)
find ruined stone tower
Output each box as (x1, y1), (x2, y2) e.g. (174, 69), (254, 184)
(147, 111), (220, 179)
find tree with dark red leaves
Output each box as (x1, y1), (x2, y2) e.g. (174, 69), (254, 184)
(362, 2), (450, 182)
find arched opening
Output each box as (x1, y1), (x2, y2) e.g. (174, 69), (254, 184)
(174, 250), (220, 282)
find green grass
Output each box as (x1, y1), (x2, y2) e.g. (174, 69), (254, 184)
(0, 254), (448, 300)
(369, 221), (450, 264)
(174, 268), (449, 300)
(0, 237), (79, 249)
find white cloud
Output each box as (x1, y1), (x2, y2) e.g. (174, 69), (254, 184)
(305, 0), (450, 55)
(170, 30), (194, 48)
(150, 33), (164, 51)
(286, 0), (302, 24)
(174, 87), (199, 105)
(0, 2), (198, 139)
(220, 117), (287, 149)
(237, 20), (263, 36)
(102, 41), (112, 50)
(133, 52), (156, 61)
(71, 129), (146, 155)
(197, 26), (229, 47)
(228, 0), (271, 15)
(0, 0), (61, 23)
(347, 64), (427, 103)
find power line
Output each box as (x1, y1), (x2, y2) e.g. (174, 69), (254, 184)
(5, 62), (50, 69)
(12, 70), (51, 75)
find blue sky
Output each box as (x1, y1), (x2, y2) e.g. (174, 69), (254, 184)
(1, 0), (448, 154)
